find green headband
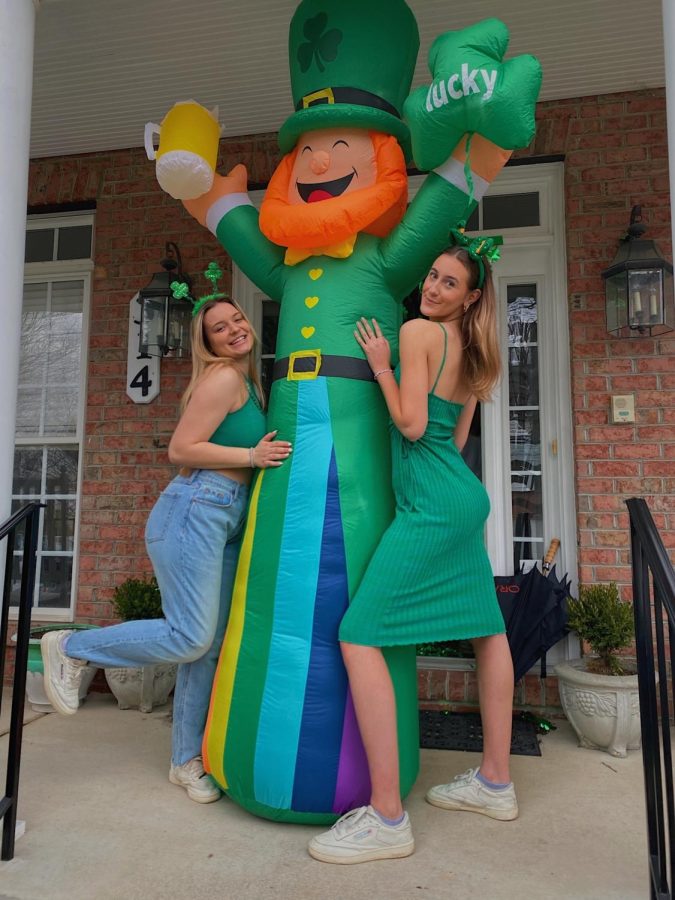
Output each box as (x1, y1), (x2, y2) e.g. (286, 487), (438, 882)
(171, 262), (230, 318)
(448, 226), (503, 289)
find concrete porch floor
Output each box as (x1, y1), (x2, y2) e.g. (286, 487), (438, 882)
(0, 690), (649, 900)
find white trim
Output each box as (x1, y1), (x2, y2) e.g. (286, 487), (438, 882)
(206, 193), (252, 234)
(11, 212), (93, 621)
(24, 259), (95, 277)
(433, 157), (490, 199)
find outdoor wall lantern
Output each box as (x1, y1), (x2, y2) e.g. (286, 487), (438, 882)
(138, 242), (193, 357)
(602, 205), (674, 337)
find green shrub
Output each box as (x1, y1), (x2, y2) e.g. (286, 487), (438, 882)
(112, 576), (163, 621)
(567, 583), (634, 676)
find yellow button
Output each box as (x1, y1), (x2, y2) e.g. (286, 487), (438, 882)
(301, 326), (316, 339)
(309, 268), (323, 281)
(305, 296), (319, 308)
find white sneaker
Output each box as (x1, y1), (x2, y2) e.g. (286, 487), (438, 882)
(169, 757), (221, 804)
(41, 630), (88, 715)
(308, 805), (415, 864)
(425, 767), (518, 821)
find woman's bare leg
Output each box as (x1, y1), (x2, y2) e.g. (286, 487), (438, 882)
(472, 633), (514, 784)
(340, 641), (403, 819)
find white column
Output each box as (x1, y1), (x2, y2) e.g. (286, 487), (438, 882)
(664, 0), (675, 258)
(0, 0), (38, 522)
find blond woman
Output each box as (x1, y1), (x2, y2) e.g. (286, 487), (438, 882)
(42, 295), (291, 803)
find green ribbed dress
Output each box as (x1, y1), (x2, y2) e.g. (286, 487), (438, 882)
(339, 325), (505, 647)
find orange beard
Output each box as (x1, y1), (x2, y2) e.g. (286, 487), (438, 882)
(259, 132), (408, 250)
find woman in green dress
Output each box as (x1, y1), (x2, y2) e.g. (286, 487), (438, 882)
(308, 241), (517, 865)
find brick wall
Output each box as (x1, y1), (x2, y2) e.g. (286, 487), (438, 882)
(514, 88), (674, 600)
(24, 87), (674, 643)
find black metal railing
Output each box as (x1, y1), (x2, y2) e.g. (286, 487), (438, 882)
(627, 497), (675, 900)
(0, 502), (41, 861)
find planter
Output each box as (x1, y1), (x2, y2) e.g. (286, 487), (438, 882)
(554, 659), (643, 758)
(104, 664), (177, 713)
(16, 624), (99, 713)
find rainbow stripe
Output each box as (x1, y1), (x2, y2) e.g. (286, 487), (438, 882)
(203, 471), (265, 787)
(253, 379), (336, 807)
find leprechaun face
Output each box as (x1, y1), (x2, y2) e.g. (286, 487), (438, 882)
(259, 131), (408, 249)
(288, 129), (377, 205)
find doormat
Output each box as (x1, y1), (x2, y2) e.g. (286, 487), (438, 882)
(419, 710), (541, 757)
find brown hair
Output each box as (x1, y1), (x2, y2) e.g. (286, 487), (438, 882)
(440, 246), (501, 401)
(180, 298), (264, 412)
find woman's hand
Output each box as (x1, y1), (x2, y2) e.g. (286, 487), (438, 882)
(252, 431), (293, 468)
(354, 318), (391, 374)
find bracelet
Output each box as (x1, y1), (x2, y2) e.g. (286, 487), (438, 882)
(248, 447), (255, 468)
(373, 368), (394, 380)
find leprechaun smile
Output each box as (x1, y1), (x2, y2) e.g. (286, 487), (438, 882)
(296, 171), (356, 203)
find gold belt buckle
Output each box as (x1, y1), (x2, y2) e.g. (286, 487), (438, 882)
(287, 349), (322, 381)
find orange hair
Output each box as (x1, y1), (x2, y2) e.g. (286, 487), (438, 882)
(259, 133), (408, 249)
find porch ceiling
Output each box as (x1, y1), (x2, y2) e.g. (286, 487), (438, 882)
(32, 0), (665, 159)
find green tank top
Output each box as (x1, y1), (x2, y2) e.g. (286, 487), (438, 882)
(209, 379), (267, 448)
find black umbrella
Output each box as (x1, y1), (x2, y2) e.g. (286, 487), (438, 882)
(495, 540), (571, 681)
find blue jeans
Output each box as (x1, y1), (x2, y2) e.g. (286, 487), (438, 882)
(66, 470), (248, 765)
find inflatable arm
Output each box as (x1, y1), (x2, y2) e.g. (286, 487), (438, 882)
(380, 135), (511, 297)
(184, 167), (287, 302)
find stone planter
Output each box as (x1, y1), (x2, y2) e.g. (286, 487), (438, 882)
(14, 624), (98, 713)
(104, 664), (177, 712)
(554, 659), (642, 758)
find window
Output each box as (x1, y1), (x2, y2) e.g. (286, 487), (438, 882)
(507, 284), (543, 570)
(12, 214), (93, 617)
(25, 221), (93, 263)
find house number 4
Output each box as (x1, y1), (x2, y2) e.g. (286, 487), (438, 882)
(126, 293), (160, 404)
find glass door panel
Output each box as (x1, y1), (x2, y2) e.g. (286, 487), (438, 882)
(507, 284), (544, 570)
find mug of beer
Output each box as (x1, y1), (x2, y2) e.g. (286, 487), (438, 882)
(145, 101), (222, 200)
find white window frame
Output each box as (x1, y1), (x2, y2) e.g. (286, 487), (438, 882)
(13, 212), (94, 621)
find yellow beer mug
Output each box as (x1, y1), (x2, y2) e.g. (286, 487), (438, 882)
(145, 101), (222, 200)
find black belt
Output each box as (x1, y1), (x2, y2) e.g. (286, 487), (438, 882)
(272, 353), (374, 383)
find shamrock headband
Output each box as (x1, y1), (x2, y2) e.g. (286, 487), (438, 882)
(171, 262), (230, 318)
(448, 226), (503, 289)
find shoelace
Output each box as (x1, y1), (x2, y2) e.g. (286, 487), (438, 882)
(452, 768), (477, 785)
(331, 806), (370, 838)
(62, 657), (85, 689)
(181, 757), (206, 780)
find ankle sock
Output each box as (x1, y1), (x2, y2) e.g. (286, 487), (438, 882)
(476, 770), (511, 791)
(372, 807), (405, 827)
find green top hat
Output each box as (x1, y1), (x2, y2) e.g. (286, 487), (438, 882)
(278, 0), (419, 155)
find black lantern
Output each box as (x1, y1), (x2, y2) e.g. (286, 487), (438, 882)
(602, 205), (674, 337)
(139, 242), (193, 357)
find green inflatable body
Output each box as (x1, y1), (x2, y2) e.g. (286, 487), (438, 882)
(182, 0), (542, 823)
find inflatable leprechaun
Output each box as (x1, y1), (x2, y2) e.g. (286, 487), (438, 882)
(171, 0), (541, 824)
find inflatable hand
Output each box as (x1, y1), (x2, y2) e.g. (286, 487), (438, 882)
(182, 164), (249, 228)
(404, 18), (542, 172)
